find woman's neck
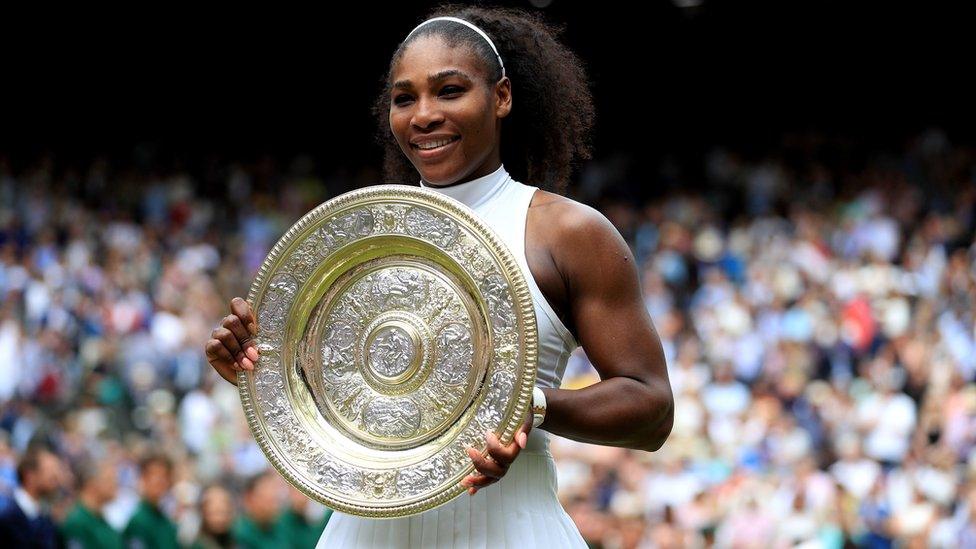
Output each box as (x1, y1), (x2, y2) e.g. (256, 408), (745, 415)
(420, 156), (503, 188)
(418, 163), (511, 209)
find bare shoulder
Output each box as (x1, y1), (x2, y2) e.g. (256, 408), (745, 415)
(531, 190), (607, 231)
(530, 187), (640, 300)
(529, 189), (635, 279)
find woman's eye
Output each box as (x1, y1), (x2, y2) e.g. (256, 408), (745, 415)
(393, 87), (462, 106)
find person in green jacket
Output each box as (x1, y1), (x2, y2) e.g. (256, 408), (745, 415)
(123, 452), (180, 549)
(231, 471), (286, 549)
(61, 459), (124, 549)
(274, 484), (333, 549)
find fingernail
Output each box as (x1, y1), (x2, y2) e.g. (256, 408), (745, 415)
(246, 347), (259, 361)
(518, 432), (527, 449)
(242, 357), (253, 370)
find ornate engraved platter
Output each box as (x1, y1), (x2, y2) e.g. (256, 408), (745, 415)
(239, 184), (538, 518)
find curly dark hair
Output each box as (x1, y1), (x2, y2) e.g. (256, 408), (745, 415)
(372, 3), (595, 195)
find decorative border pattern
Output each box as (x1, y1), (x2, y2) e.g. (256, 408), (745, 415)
(239, 184), (538, 518)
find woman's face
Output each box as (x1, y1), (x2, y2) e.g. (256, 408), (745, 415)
(389, 35), (511, 186)
(201, 486), (234, 534)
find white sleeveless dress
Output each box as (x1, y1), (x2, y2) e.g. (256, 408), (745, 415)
(315, 164), (588, 548)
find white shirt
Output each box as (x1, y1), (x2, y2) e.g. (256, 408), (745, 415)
(14, 486), (40, 520)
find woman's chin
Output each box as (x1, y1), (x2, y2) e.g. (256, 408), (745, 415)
(417, 166), (461, 187)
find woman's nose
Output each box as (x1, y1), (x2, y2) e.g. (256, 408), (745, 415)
(411, 95), (444, 129)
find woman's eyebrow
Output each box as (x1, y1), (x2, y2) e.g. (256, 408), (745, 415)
(393, 69), (473, 90)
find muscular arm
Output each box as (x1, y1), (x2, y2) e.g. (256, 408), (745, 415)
(539, 203), (673, 452)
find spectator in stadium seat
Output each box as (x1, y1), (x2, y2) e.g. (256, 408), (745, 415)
(123, 452), (179, 549)
(231, 471), (286, 549)
(61, 458), (124, 549)
(0, 444), (63, 549)
(192, 484), (237, 549)
(274, 484), (332, 549)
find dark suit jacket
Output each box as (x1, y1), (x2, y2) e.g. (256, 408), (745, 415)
(0, 493), (61, 549)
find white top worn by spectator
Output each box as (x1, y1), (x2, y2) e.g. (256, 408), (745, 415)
(701, 374), (750, 418)
(857, 390), (917, 463)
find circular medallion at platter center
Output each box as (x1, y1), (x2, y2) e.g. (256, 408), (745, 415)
(357, 311), (431, 392)
(297, 257), (489, 451)
(366, 323), (419, 381)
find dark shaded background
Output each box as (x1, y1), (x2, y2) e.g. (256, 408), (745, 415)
(3, 1), (972, 194)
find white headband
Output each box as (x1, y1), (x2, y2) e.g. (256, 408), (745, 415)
(404, 16), (506, 79)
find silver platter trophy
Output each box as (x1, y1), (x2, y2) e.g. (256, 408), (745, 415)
(239, 184), (538, 518)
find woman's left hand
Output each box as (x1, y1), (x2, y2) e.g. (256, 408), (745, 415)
(461, 410), (533, 495)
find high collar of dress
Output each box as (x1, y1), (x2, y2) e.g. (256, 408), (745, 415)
(418, 164), (511, 210)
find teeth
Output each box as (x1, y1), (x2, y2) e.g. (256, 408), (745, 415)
(417, 137), (457, 150)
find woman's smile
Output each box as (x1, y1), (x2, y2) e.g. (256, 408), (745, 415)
(412, 135), (461, 161)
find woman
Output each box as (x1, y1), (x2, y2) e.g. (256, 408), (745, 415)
(191, 484), (236, 549)
(205, 4), (674, 547)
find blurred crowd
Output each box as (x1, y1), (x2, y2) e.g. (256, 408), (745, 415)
(556, 129), (976, 548)
(0, 128), (973, 548)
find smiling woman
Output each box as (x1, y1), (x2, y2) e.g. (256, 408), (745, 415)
(374, 5), (596, 194)
(205, 3), (673, 548)
(317, 3), (670, 548)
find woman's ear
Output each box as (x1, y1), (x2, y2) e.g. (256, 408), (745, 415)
(495, 76), (512, 119)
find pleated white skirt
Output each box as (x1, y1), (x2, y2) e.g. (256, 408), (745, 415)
(315, 446), (587, 548)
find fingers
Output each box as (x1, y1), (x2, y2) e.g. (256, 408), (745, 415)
(466, 446), (507, 480)
(518, 411), (533, 449)
(222, 313), (256, 367)
(231, 297), (261, 363)
(205, 339), (240, 386)
(215, 322), (244, 359)
(462, 472), (492, 494)
(220, 298), (261, 368)
(205, 297), (261, 386)
(216, 364), (241, 386)
(486, 430), (521, 469)
(462, 430), (522, 495)
(231, 297), (258, 338)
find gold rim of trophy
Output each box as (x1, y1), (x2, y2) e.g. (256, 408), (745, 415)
(238, 184), (538, 518)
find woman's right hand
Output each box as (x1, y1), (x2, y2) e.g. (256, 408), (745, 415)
(205, 297), (261, 386)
